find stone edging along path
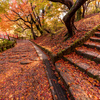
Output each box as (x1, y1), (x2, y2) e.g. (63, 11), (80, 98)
(30, 24), (100, 63)
(29, 41), (68, 100)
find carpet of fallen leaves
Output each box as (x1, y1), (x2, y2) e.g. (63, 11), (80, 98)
(85, 38), (100, 46)
(64, 51), (100, 71)
(0, 40), (52, 99)
(56, 59), (100, 100)
(32, 13), (100, 54)
(76, 45), (100, 55)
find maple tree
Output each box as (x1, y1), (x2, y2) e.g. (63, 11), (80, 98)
(0, 0), (64, 39)
(2, 1), (45, 40)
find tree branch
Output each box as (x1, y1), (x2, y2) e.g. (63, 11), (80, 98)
(24, 22), (31, 29)
(30, 3), (42, 26)
(11, 9), (29, 23)
(4, 14), (21, 22)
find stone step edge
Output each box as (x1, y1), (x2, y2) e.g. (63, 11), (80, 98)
(63, 57), (100, 81)
(95, 33), (100, 37)
(75, 49), (100, 63)
(30, 41), (68, 100)
(90, 37), (100, 42)
(55, 63), (75, 100)
(57, 24), (100, 57)
(55, 63), (91, 100)
(30, 24), (100, 63)
(30, 40), (58, 64)
(84, 43), (100, 49)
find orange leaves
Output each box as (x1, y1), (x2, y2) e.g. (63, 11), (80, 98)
(0, 1), (33, 32)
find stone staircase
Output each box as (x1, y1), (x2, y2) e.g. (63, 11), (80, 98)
(55, 29), (100, 99)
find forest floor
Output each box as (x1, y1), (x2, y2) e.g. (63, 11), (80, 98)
(0, 40), (52, 100)
(31, 13), (100, 54)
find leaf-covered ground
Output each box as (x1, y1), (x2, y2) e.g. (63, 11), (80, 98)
(32, 13), (100, 54)
(0, 40), (52, 99)
(55, 59), (100, 100)
(64, 51), (100, 71)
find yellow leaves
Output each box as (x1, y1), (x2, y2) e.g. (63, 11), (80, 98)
(21, 96), (24, 100)
(9, 94), (13, 98)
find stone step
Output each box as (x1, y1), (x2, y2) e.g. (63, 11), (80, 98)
(55, 61), (100, 100)
(90, 37), (100, 42)
(84, 42), (100, 50)
(75, 49), (100, 63)
(63, 57), (100, 81)
(95, 32), (100, 37)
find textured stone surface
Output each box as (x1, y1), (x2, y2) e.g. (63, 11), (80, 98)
(0, 57), (6, 59)
(94, 55), (100, 62)
(90, 37), (100, 42)
(77, 62), (90, 70)
(69, 85), (90, 100)
(95, 33), (100, 37)
(20, 60), (32, 64)
(9, 56), (16, 59)
(96, 45), (100, 48)
(60, 72), (74, 85)
(88, 69), (100, 76)
(29, 57), (39, 61)
(31, 43), (48, 60)
(90, 37), (100, 40)
(85, 42), (96, 46)
(86, 51), (98, 57)
(65, 56), (100, 81)
(76, 49), (99, 59)
(9, 59), (19, 63)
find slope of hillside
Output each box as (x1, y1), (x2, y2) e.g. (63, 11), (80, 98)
(32, 13), (100, 54)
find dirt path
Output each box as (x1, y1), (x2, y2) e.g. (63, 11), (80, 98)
(0, 40), (52, 99)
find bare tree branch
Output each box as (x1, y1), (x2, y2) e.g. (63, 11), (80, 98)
(11, 9), (29, 23)
(30, 3), (42, 26)
(5, 14), (21, 22)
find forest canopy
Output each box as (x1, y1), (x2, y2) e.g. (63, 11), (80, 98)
(0, 0), (99, 39)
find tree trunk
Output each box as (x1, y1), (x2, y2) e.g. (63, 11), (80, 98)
(42, 8), (45, 27)
(82, 4), (86, 18)
(31, 24), (36, 40)
(63, 0), (87, 37)
(49, 0), (88, 38)
(65, 19), (73, 36)
(35, 24), (43, 35)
